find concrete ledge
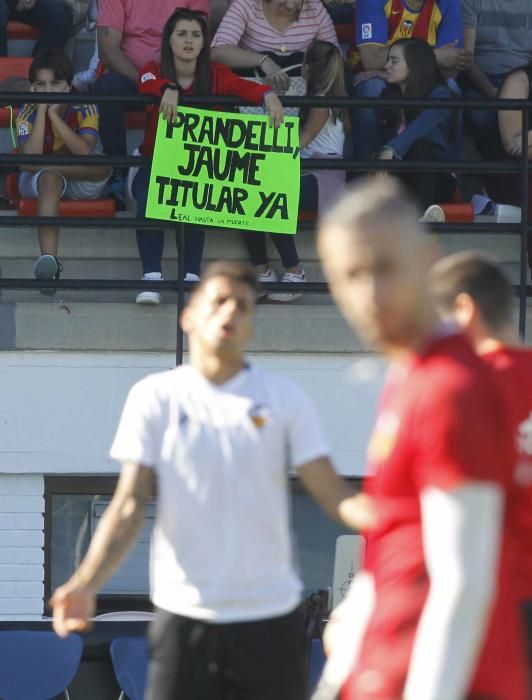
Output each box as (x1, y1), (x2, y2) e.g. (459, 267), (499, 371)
(7, 297), (532, 350)
(0, 225), (522, 263)
(13, 301), (358, 352)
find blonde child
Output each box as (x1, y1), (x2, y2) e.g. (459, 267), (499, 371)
(247, 39), (349, 301)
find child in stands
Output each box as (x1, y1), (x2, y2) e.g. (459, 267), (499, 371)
(16, 49), (111, 284)
(246, 39), (349, 301)
(376, 38), (461, 212)
(132, 7), (282, 305)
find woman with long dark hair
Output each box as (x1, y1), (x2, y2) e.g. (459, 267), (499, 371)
(376, 37), (461, 212)
(132, 7), (283, 305)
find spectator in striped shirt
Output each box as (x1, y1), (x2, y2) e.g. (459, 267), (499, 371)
(211, 0), (339, 93)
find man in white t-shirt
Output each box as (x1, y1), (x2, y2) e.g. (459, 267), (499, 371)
(50, 260), (374, 700)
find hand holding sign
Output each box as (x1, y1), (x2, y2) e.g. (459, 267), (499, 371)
(159, 86), (179, 124)
(263, 92), (284, 128)
(146, 107), (300, 234)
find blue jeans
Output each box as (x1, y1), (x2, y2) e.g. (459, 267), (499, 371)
(462, 74), (505, 158)
(0, 0), (72, 55)
(350, 77), (387, 160)
(132, 166), (204, 277)
(94, 72), (139, 158)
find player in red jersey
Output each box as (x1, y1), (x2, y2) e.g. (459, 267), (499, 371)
(317, 178), (528, 700)
(430, 250), (532, 689)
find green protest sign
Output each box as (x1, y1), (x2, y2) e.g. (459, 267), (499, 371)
(145, 107), (300, 234)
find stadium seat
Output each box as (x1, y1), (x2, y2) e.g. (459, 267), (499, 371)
(0, 57), (32, 130)
(335, 22), (354, 44)
(110, 636), (150, 700)
(298, 209), (317, 222)
(308, 638), (326, 695)
(0, 630), (83, 700)
(125, 111), (146, 130)
(6, 172), (117, 217)
(0, 56), (32, 81)
(18, 198), (116, 217)
(7, 21), (40, 40)
(94, 610), (155, 621)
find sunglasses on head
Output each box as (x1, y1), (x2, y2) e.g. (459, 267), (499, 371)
(174, 6), (208, 17)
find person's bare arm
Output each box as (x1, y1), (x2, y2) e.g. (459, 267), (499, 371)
(499, 70), (532, 158)
(20, 104), (46, 154)
(210, 46), (290, 93)
(434, 40), (473, 76)
(211, 44), (266, 69)
(50, 462), (155, 636)
(299, 456), (376, 531)
(358, 44), (388, 71)
(300, 107), (329, 149)
(461, 27), (497, 97)
(97, 26), (137, 82)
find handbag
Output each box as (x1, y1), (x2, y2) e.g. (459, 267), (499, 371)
(239, 63), (306, 118)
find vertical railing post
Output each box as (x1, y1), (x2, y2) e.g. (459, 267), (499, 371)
(519, 109), (529, 339)
(176, 223), (185, 366)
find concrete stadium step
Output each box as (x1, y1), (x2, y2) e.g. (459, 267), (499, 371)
(436, 232), (521, 260)
(2, 254), (525, 281)
(0, 300), (354, 353)
(0, 258), (327, 283)
(0, 223), (523, 263)
(0, 224), (322, 263)
(1, 296), (530, 352)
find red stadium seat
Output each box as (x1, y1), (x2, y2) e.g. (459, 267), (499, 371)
(0, 56), (32, 81)
(18, 198), (116, 217)
(6, 21), (40, 40)
(7, 174), (116, 217)
(6, 173), (19, 202)
(0, 58), (35, 128)
(125, 111), (146, 129)
(335, 22), (354, 44)
(0, 106), (18, 127)
(298, 209), (317, 222)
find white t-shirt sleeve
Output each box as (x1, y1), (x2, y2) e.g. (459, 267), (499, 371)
(404, 483), (503, 700)
(109, 378), (162, 468)
(285, 382), (331, 469)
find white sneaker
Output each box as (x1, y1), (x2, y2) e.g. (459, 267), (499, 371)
(257, 267), (278, 298)
(268, 270), (305, 302)
(184, 273), (200, 283)
(420, 204), (445, 223)
(72, 47), (100, 92)
(136, 272), (162, 305)
(72, 67), (98, 93)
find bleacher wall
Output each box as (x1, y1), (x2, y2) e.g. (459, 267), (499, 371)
(0, 350), (385, 617)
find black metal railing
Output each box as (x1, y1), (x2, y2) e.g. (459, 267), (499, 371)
(0, 91), (530, 363)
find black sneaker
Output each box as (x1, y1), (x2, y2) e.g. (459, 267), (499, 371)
(34, 255), (63, 296)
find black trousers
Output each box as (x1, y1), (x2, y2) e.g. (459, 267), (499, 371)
(0, 0), (72, 56)
(242, 173), (318, 268)
(397, 139), (457, 212)
(147, 605), (308, 700)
